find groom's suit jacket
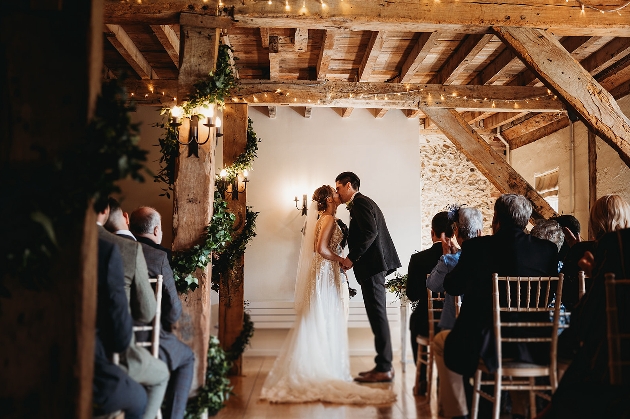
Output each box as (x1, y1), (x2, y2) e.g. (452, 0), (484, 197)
(347, 192), (401, 280)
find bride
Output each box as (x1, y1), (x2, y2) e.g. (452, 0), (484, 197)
(260, 185), (396, 404)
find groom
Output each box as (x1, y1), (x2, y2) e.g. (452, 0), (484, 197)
(336, 172), (401, 382)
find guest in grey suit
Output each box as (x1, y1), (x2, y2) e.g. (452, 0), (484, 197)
(130, 206), (195, 419)
(95, 199), (170, 419)
(336, 172), (401, 383)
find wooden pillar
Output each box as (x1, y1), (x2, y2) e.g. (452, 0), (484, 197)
(172, 24), (220, 389)
(0, 1), (102, 418)
(219, 103), (248, 375)
(588, 129), (597, 238)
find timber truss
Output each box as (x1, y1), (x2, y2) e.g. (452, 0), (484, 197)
(103, 0), (630, 218)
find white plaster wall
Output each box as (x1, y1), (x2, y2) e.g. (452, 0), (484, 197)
(241, 106), (421, 356)
(511, 95), (630, 234)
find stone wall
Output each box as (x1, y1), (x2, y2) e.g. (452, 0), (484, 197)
(419, 134), (499, 249)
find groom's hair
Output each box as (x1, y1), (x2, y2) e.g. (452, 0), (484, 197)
(432, 211), (455, 238)
(335, 172), (360, 190)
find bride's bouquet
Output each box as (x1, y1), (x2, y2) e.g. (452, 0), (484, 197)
(385, 272), (408, 301)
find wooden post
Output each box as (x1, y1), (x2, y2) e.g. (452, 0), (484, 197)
(588, 129), (597, 229)
(219, 103), (248, 375)
(0, 1), (102, 418)
(172, 23), (219, 390)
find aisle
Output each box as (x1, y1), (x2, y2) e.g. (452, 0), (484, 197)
(214, 356), (438, 419)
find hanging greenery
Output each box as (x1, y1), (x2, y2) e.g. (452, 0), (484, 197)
(221, 117), (260, 181)
(155, 43), (237, 196)
(170, 193), (235, 293)
(1, 78), (147, 294)
(226, 311), (255, 363)
(184, 335), (233, 419)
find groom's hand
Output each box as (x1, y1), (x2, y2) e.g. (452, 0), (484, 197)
(341, 257), (353, 270)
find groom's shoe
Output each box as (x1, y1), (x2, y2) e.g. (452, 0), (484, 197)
(358, 367), (378, 377)
(354, 368), (394, 383)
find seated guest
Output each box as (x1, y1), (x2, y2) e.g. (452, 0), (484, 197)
(531, 219), (564, 271)
(105, 197), (136, 241)
(94, 237), (147, 419)
(561, 195), (630, 310)
(550, 214), (581, 261)
(433, 194), (558, 419)
(547, 227), (630, 418)
(406, 211), (455, 395)
(130, 206), (195, 419)
(426, 207), (483, 330)
(95, 199), (170, 419)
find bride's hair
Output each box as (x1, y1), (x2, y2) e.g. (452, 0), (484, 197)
(313, 185), (334, 212)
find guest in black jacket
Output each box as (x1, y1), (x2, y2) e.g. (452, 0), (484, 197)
(93, 238), (147, 419)
(433, 194), (558, 419)
(405, 211), (454, 394)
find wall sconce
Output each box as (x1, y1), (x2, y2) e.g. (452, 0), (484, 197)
(294, 194), (307, 216)
(169, 104), (221, 158)
(216, 169), (249, 200)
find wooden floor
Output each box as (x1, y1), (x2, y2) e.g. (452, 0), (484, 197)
(215, 356), (438, 419)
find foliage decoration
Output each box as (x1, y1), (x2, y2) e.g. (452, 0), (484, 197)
(226, 311), (255, 363)
(211, 206), (259, 292)
(385, 272), (418, 311)
(220, 117), (260, 182)
(155, 43), (237, 194)
(1, 78), (147, 294)
(171, 193), (235, 293)
(184, 335), (233, 419)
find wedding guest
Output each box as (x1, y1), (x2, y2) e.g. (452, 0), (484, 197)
(433, 194), (558, 419)
(95, 199), (170, 419)
(561, 195), (630, 310)
(93, 235), (147, 419)
(546, 227), (630, 418)
(426, 207), (483, 330)
(531, 219), (565, 273)
(130, 206), (195, 419)
(550, 214), (581, 260)
(105, 197), (136, 241)
(406, 211), (455, 395)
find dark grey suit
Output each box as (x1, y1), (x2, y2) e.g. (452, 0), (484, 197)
(347, 193), (401, 372)
(138, 237), (195, 419)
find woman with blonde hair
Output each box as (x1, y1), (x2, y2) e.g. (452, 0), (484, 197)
(589, 194), (630, 240)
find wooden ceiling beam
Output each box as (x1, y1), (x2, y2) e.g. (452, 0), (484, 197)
(507, 117), (571, 149)
(399, 32), (440, 83)
(371, 108), (388, 118)
(482, 111), (529, 131)
(420, 107), (556, 219)
(260, 28), (270, 48)
(294, 28), (308, 52)
(579, 37), (630, 76)
(470, 46), (518, 86)
(334, 107), (354, 118)
(317, 30), (336, 81)
(105, 24), (158, 80)
(234, 81), (565, 111)
(104, 1), (630, 36)
(599, 54), (630, 91)
(495, 27), (630, 167)
(358, 31), (386, 82)
(151, 24), (180, 68)
(501, 112), (565, 140)
(428, 34), (494, 85)
(404, 109), (425, 119)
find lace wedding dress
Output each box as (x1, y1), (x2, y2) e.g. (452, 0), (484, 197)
(260, 208), (396, 404)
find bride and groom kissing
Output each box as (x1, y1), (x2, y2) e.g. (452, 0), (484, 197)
(260, 172), (400, 405)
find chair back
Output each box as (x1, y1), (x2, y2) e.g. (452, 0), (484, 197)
(492, 274), (564, 388)
(133, 275), (163, 358)
(604, 273), (630, 385)
(426, 289), (445, 340)
(578, 270), (586, 300)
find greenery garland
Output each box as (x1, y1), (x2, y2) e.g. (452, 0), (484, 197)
(211, 207), (259, 292)
(1, 79), (147, 294)
(221, 117), (260, 181)
(184, 312), (255, 419)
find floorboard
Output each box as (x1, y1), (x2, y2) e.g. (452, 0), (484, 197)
(214, 356), (437, 419)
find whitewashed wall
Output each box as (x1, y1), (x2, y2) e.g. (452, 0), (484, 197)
(511, 95), (630, 234)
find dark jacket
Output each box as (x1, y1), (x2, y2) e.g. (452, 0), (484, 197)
(406, 242), (443, 337)
(347, 193), (401, 280)
(560, 240), (595, 310)
(443, 226), (558, 376)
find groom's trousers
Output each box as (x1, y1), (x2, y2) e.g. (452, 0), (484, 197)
(359, 271), (393, 372)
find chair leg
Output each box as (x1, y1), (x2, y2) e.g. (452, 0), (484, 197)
(529, 377), (536, 419)
(414, 342), (424, 396)
(425, 346), (432, 398)
(492, 372), (501, 419)
(471, 369), (483, 419)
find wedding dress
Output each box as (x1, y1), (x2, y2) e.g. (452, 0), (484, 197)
(260, 203), (396, 404)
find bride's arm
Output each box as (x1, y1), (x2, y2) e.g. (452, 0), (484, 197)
(316, 215), (344, 263)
